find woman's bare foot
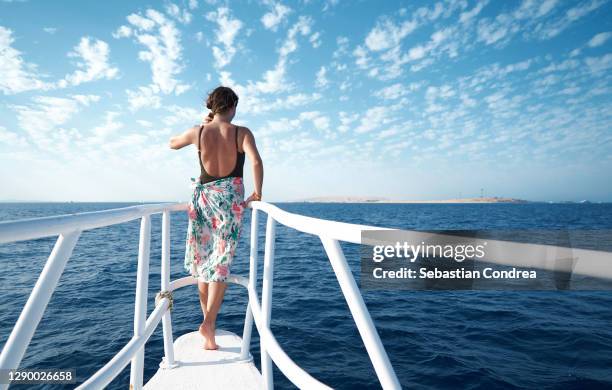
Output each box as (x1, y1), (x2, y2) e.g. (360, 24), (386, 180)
(200, 321), (218, 350)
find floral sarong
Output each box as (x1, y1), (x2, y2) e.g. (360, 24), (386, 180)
(184, 176), (246, 282)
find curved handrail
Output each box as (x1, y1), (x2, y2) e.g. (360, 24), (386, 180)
(0, 200), (387, 245)
(248, 201), (392, 244)
(247, 203), (402, 389)
(79, 273), (330, 389)
(77, 298), (171, 389)
(249, 201), (612, 280)
(247, 201), (390, 244)
(0, 203), (188, 244)
(246, 284), (332, 389)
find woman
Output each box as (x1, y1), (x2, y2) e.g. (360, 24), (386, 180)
(169, 86), (263, 350)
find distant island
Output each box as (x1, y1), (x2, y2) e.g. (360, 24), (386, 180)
(294, 196), (530, 204)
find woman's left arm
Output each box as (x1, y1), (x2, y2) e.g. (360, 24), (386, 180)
(169, 125), (198, 150)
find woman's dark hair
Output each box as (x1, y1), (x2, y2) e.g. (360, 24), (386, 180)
(206, 86), (239, 120)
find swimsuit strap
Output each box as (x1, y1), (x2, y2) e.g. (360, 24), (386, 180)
(235, 125), (239, 151)
(197, 125), (205, 172)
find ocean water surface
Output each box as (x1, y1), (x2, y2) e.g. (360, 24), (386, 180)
(1, 202), (611, 389)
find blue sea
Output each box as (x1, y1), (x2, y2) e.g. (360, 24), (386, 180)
(1, 202), (611, 389)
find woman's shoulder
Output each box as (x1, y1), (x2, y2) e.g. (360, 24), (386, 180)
(190, 123), (203, 134)
(188, 124), (203, 144)
(233, 124), (254, 138)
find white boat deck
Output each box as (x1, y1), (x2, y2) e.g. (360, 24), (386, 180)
(144, 330), (263, 390)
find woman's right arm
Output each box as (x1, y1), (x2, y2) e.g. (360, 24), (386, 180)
(242, 128), (263, 201)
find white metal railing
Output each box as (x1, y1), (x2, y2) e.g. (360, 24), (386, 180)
(0, 204), (186, 390)
(0, 201), (401, 390)
(2, 201), (608, 389)
(245, 202), (401, 389)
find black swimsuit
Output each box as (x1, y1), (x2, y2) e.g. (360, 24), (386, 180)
(197, 125), (245, 184)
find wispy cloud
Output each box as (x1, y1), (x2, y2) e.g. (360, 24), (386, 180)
(261, 1), (291, 31)
(58, 37), (119, 87)
(8, 94), (99, 149)
(165, 3), (193, 24)
(0, 26), (53, 94)
(206, 7), (243, 68)
(588, 31), (611, 47)
(315, 66), (328, 88)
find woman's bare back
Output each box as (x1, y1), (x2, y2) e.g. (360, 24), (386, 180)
(199, 123), (244, 177)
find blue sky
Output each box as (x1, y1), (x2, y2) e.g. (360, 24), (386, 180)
(0, 0), (610, 202)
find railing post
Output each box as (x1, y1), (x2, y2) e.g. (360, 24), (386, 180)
(240, 208), (259, 361)
(0, 230), (81, 384)
(261, 215), (276, 390)
(320, 237), (401, 390)
(130, 215), (151, 390)
(159, 211), (178, 369)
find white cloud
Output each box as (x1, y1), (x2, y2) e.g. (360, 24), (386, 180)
(365, 19), (417, 51)
(588, 31), (611, 48)
(165, 3), (192, 24)
(374, 82), (421, 100)
(338, 111), (359, 133)
(240, 16), (314, 98)
(9, 94), (99, 148)
(58, 37), (119, 87)
(43, 27), (57, 34)
(136, 119), (154, 128)
(353, 45), (370, 69)
(355, 106), (394, 134)
(127, 13), (155, 31)
(585, 53), (612, 74)
(163, 105), (201, 126)
(218, 68), (323, 115)
(534, 0), (606, 39)
(259, 117), (300, 137)
(299, 111), (330, 131)
(333, 36), (350, 59)
(279, 16), (312, 57)
(356, 2), (467, 79)
(112, 25), (132, 39)
(71, 94), (100, 105)
(459, 0), (488, 24)
(0, 26), (53, 94)
(261, 2), (291, 31)
(126, 85), (162, 111)
(315, 66), (328, 88)
(92, 111), (123, 141)
(255, 64), (288, 94)
(0, 126), (27, 146)
(117, 8), (190, 110)
(206, 7), (243, 68)
(378, 127), (401, 139)
(474, 0), (598, 45)
(275, 92), (321, 108)
(477, 14), (516, 45)
(259, 110), (330, 141)
(309, 31), (321, 48)
(322, 0), (340, 12)
(225, 16), (314, 106)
